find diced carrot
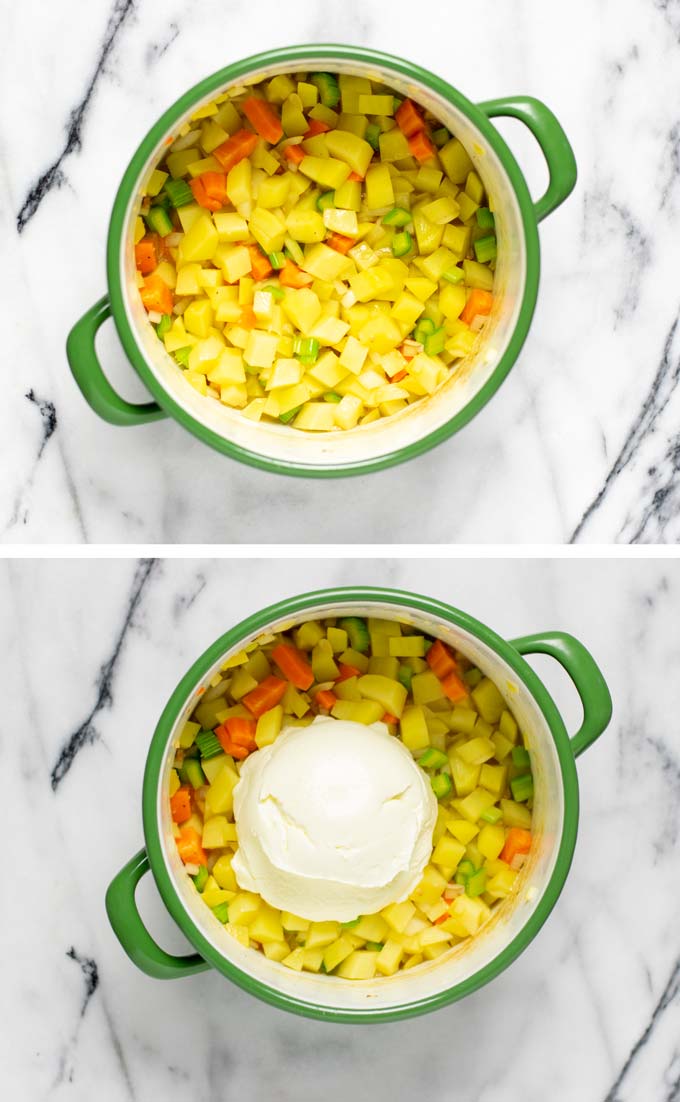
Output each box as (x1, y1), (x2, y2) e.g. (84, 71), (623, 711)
(500, 828), (532, 865)
(271, 642), (314, 690)
(326, 232), (354, 254)
(382, 713), (399, 725)
(335, 663), (362, 681)
(190, 171), (228, 211)
(460, 289), (493, 326)
(135, 239), (157, 275)
(315, 689), (338, 711)
(247, 244), (273, 281)
(176, 826), (207, 866)
(278, 259), (313, 287)
(434, 911), (449, 925)
(347, 171), (364, 182)
(214, 128), (259, 172)
(140, 273), (174, 314)
(242, 95), (284, 143)
(408, 130), (436, 163)
(304, 118), (331, 138)
(395, 98), (425, 138)
(391, 369), (408, 383)
(214, 721), (256, 759)
(224, 716), (257, 748)
(238, 306), (257, 328)
(427, 639), (458, 680)
(170, 786), (191, 824)
(243, 676), (288, 718)
(283, 144), (305, 165)
(440, 670), (468, 703)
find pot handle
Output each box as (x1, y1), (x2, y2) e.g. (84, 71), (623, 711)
(509, 632), (612, 757)
(67, 296), (167, 426)
(478, 96), (577, 222)
(105, 848), (209, 979)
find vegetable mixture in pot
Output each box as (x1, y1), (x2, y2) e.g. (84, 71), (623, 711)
(135, 70), (497, 431)
(168, 616), (534, 980)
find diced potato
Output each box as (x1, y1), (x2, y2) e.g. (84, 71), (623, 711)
(306, 922), (342, 949)
(323, 937), (355, 972)
(228, 892), (261, 926)
(382, 901), (416, 934)
(336, 950), (378, 980)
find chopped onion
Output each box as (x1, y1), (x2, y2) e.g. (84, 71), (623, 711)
(170, 129), (200, 153)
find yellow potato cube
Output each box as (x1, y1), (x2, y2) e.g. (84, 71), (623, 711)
(282, 288), (322, 333)
(178, 212), (219, 263)
(228, 892), (261, 926)
(454, 786), (498, 823)
(175, 263), (202, 296)
(422, 196), (460, 224)
(216, 244), (252, 284)
(299, 156), (352, 190)
(306, 922), (341, 949)
(286, 207), (326, 243)
(323, 937), (355, 973)
(365, 164), (394, 210)
(249, 904), (285, 944)
(249, 207), (286, 254)
(391, 292), (425, 328)
(282, 947), (305, 971)
(301, 243), (354, 282)
(357, 674), (407, 717)
(457, 736), (496, 765)
(336, 950), (378, 980)
(293, 403), (337, 431)
(382, 901), (416, 934)
(202, 815), (238, 848)
(212, 855), (238, 891)
(282, 93), (308, 136)
(224, 923), (250, 948)
(446, 819), (479, 844)
(439, 284), (466, 320)
(204, 763), (239, 816)
(431, 835), (466, 870)
(322, 208), (359, 237)
(202, 888), (233, 909)
(353, 914), (389, 942)
(183, 297), (214, 339)
(480, 763), (508, 796)
(325, 129), (374, 177)
(376, 939), (403, 976)
(478, 823), (506, 861)
(339, 335), (369, 375)
(334, 394), (363, 429)
(264, 941), (290, 962)
(213, 212), (249, 242)
(257, 174), (291, 208)
(334, 179), (362, 211)
(244, 330), (279, 369)
(306, 349), (347, 388)
(330, 699), (384, 724)
(400, 705), (430, 751)
(208, 349), (246, 386)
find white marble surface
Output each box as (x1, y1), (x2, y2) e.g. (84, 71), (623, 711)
(3, 557), (679, 1100)
(3, 0), (680, 544)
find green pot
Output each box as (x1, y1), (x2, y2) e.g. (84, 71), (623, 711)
(106, 587), (611, 1022)
(68, 45), (576, 478)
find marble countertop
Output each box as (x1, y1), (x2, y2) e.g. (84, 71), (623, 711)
(4, 557), (679, 1099)
(4, 0), (680, 544)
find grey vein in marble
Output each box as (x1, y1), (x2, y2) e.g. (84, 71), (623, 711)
(50, 557), (157, 789)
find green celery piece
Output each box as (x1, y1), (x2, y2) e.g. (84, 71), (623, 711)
(365, 123), (380, 151)
(164, 178), (194, 208)
(511, 773), (534, 803)
(474, 235), (497, 263)
(414, 317), (436, 340)
(341, 917), (361, 929)
(180, 757), (205, 789)
(174, 346), (192, 368)
(512, 745), (531, 768)
(268, 251), (286, 270)
(397, 665), (413, 691)
(431, 773), (453, 800)
(155, 314), (172, 338)
(391, 230), (412, 258)
(293, 336), (319, 361)
(418, 747), (448, 770)
(441, 266), (464, 284)
(465, 868), (487, 898)
(265, 284), (285, 301)
(192, 865), (209, 892)
(196, 730), (223, 759)
(476, 207), (495, 229)
(323, 391), (342, 403)
(480, 806), (503, 824)
(316, 190), (336, 211)
(464, 668), (482, 688)
(365, 941), (383, 951)
(383, 207), (411, 227)
(145, 205), (174, 236)
(424, 328), (446, 356)
(310, 72), (340, 108)
(279, 405), (302, 424)
(211, 902), (229, 923)
(338, 617), (370, 653)
(432, 127), (450, 148)
(456, 859), (476, 883)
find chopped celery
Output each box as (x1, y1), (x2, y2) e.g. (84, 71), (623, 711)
(316, 190), (336, 211)
(174, 347), (192, 368)
(432, 127), (450, 147)
(211, 902), (230, 923)
(180, 757), (205, 789)
(455, 859), (476, 885)
(480, 805), (503, 824)
(164, 178), (194, 207)
(476, 207), (495, 229)
(511, 773), (534, 802)
(310, 72), (340, 108)
(397, 665), (413, 691)
(424, 328), (446, 356)
(145, 205), (174, 236)
(512, 745), (531, 768)
(365, 123), (380, 151)
(465, 868), (487, 897)
(339, 617), (370, 653)
(418, 747), (448, 769)
(323, 391), (342, 403)
(383, 207), (412, 227)
(341, 917), (361, 929)
(196, 730), (223, 758)
(156, 314), (172, 338)
(265, 284), (285, 301)
(474, 235), (497, 263)
(279, 405), (302, 424)
(391, 230), (413, 258)
(365, 941), (383, 952)
(192, 865), (209, 892)
(268, 251), (286, 270)
(441, 266), (464, 284)
(431, 773), (453, 800)
(293, 336), (319, 363)
(413, 317), (436, 344)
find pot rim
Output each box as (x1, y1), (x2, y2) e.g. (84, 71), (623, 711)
(141, 587), (579, 1023)
(106, 43), (541, 477)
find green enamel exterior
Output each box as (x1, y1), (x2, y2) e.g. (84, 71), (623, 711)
(106, 587), (610, 1022)
(68, 45), (577, 476)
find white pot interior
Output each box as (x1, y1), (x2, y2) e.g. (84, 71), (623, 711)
(122, 57), (527, 467)
(157, 601), (564, 1013)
